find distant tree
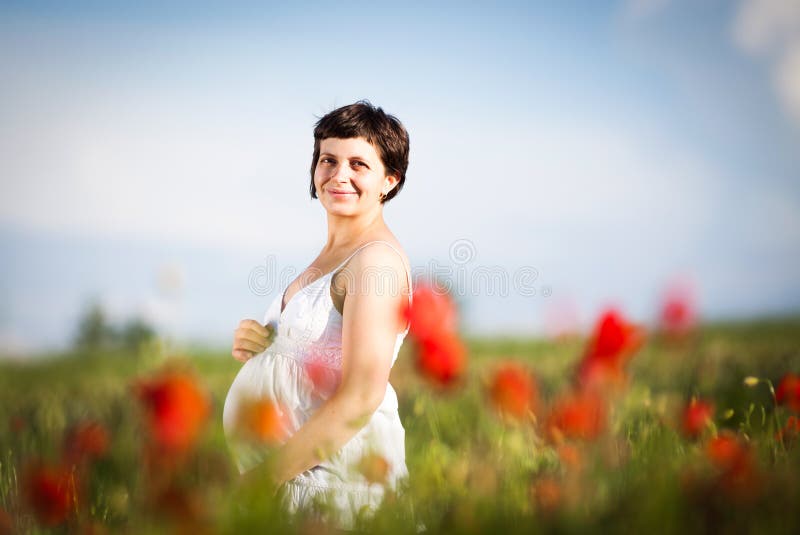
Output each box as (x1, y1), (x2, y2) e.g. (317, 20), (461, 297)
(119, 318), (156, 352)
(74, 302), (116, 351)
(74, 302), (157, 354)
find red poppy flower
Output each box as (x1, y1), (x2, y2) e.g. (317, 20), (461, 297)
(576, 309), (644, 391)
(237, 398), (289, 445)
(401, 281), (468, 387)
(401, 283), (458, 343)
(21, 461), (76, 527)
(304, 360), (340, 401)
(776, 373), (800, 413)
(135, 371), (210, 454)
(417, 332), (466, 386)
(659, 280), (696, 337)
(681, 399), (714, 440)
(62, 421), (109, 465)
(706, 432), (747, 470)
(705, 432), (759, 501)
(357, 452), (390, 485)
(546, 390), (606, 442)
(776, 415), (800, 444)
(488, 364), (538, 420)
(585, 309), (644, 363)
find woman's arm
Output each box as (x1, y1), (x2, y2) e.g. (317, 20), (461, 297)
(249, 243), (408, 486)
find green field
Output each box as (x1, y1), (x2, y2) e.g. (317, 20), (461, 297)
(2, 316), (800, 534)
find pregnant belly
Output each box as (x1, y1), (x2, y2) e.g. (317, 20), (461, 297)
(222, 351), (342, 443)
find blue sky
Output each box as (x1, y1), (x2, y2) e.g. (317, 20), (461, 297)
(2, 0), (799, 354)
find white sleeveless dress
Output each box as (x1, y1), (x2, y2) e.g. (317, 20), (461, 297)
(222, 240), (412, 528)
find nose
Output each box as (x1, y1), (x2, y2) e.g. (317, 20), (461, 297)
(330, 163), (352, 183)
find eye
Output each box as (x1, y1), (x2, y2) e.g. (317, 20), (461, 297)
(352, 160), (368, 168)
(320, 157), (335, 164)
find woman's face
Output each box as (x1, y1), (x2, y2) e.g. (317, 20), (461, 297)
(313, 137), (397, 216)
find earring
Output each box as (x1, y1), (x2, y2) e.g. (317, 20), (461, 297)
(380, 191), (388, 201)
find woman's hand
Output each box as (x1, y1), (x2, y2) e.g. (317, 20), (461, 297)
(232, 319), (275, 363)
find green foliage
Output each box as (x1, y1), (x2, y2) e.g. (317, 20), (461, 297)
(74, 301), (156, 354)
(1, 317), (800, 533)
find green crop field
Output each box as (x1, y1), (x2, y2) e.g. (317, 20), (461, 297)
(2, 316), (800, 534)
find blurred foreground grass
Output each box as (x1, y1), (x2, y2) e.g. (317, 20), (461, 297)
(2, 316), (800, 533)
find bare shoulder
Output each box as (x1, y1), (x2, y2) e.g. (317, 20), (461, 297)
(336, 240), (410, 294)
(355, 240), (408, 270)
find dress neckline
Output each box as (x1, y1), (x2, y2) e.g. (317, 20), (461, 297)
(280, 268), (337, 317)
(279, 240), (404, 317)
(278, 240), (412, 322)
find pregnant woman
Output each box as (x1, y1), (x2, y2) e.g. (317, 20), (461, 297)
(222, 101), (413, 528)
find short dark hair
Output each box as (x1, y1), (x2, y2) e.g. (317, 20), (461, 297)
(310, 100), (409, 204)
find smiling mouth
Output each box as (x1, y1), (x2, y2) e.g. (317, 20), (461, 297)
(328, 189), (357, 194)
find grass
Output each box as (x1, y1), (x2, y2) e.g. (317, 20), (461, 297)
(1, 316), (800, 533)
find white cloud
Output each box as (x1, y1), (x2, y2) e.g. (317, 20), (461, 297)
(733, 0), (800, 54)
(0, 94), (321, 254)
(775, 42), (800, 121)
(480, 121), (718, 234)
(733, 0), (800, 124)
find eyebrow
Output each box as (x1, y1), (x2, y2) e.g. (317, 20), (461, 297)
(320, 152), (372, 163)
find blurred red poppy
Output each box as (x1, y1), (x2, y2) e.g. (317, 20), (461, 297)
(531, 476), (562, 514)
(21, 461), (76, 527)
(400, 283), (457, 342)
(576, 358), (628, 392)
(659, 280), (696, 337)
(63, 421), (109, 465)
(681, 399), (714, 439)
(155, 484), (207, 527)
(488, 364), (538, 420)
(706, 432), (747, 470)
(237, 398), (288, 445)
(135, 371), (211, 454)
(776, 373), (800, 412)
(776, 415), (800, 444)
(585, 309), (644, 363)
(576, 309), (644, 392)
(417, 332), (466, 386)
(304, 360), (340, 401)
(546, 390), (606, 442)
(358, 452), (390, 485)
(543, 298), (581, 341)
(402, 281), (468, 387)
(705, 431), (759, 501)
(556, 443), (583, 471)
(0, 506), (13, 535)
(9, 415), (25, 434)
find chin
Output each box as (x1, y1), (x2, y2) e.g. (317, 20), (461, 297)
(324, 204), (357, 217)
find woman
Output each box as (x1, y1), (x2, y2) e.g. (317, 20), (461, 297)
(222, 100), (413, 528)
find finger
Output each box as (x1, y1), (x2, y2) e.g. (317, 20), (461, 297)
(235, 329), (269, 348)
(232, 350), (253, 363)
(234, 339), (267, 353)
(239, 319), (270, 338)
(233, 332), (269, 348)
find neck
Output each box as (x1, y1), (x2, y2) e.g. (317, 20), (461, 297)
(324, 207), (386, 251)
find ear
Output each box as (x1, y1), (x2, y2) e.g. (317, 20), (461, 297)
(383, 173), (400, 193)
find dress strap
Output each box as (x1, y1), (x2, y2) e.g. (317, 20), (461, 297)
(333, 240), (413, 331)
